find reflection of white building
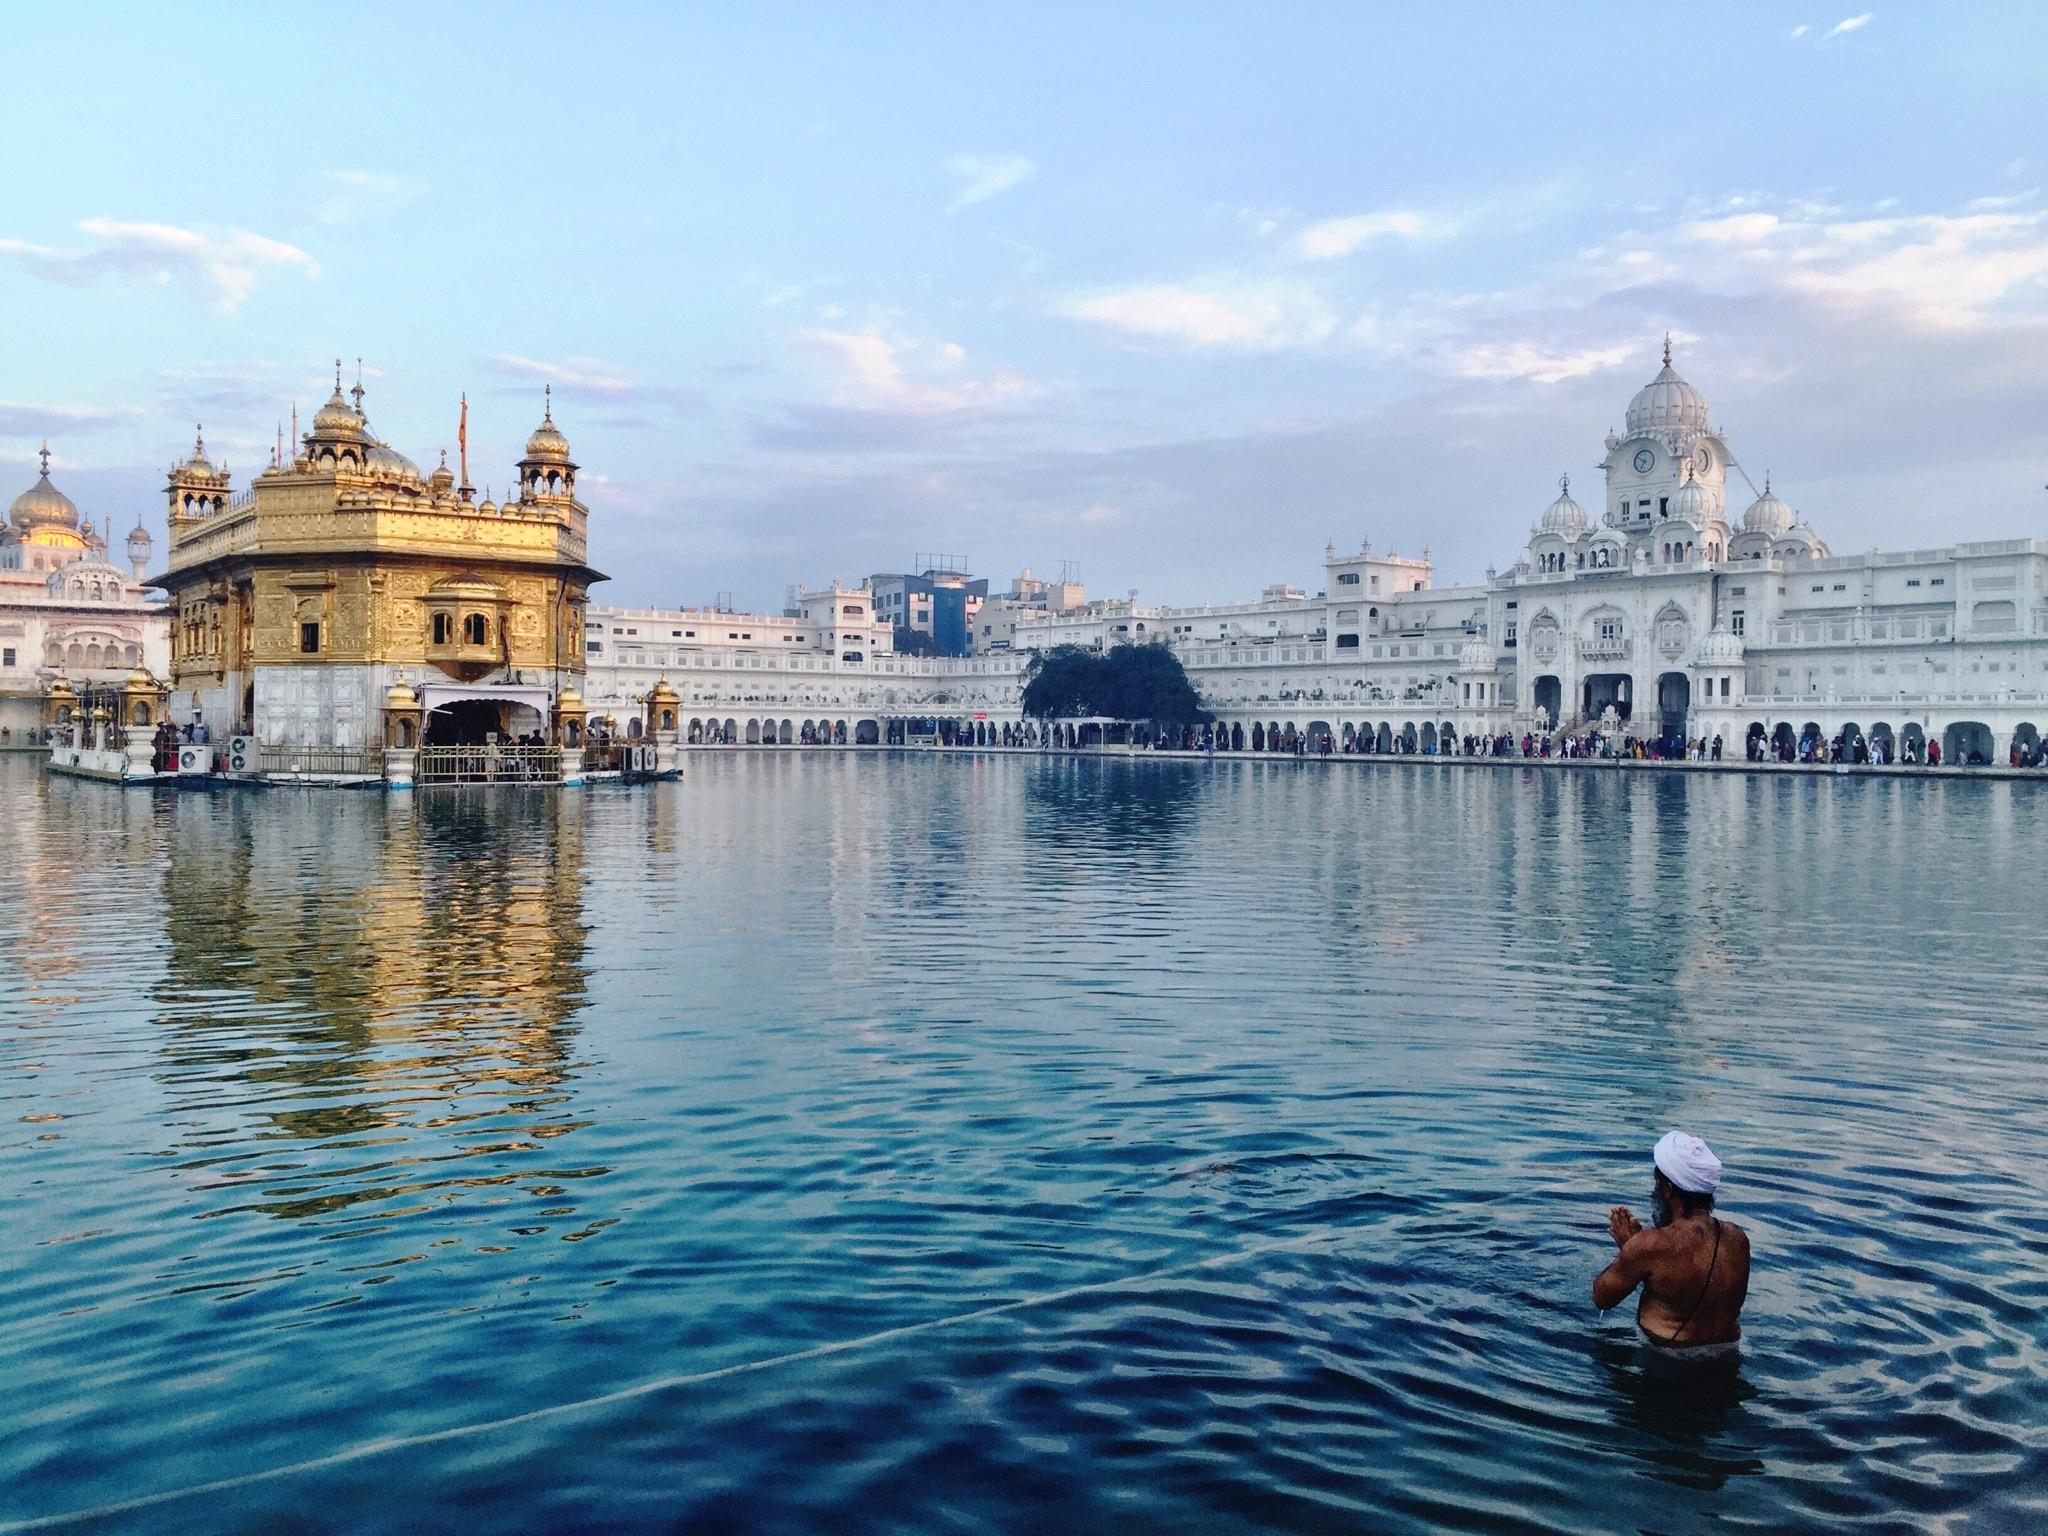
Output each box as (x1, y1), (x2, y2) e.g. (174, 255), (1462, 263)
(0, 445), (169, 741)
(580, 343), (2048, 764)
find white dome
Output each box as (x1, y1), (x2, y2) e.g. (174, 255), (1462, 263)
(1625, 340), (1709, 438)
(1458, 639), (1494, 672)
(1742, 479), (1795, 536)
(1693, 625), (1744, 667)
(1539, 477), (1587, 538)
(1670, 471), (1708, 524)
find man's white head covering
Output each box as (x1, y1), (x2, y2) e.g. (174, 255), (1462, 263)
(1654, 1131), (1722, 1195)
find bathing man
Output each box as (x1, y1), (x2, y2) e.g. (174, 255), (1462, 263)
(1592, 1131), (1750, 1357)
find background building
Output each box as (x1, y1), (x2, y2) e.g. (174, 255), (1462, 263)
(0, 444), (167, 741)
(578, 343), (2046, 765)
(868, 561), (988, 655)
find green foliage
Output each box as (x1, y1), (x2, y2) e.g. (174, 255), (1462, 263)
(1020, 643), (1207, 725)
(892, 625), (946, 658)
(1019, 645), (1097, 719)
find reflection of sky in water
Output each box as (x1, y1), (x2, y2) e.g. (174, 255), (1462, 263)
(1, 755), (2042, 1533)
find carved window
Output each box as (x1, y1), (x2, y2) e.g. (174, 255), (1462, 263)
(463, 613), (488, 645)
(432, 613), (452, 645)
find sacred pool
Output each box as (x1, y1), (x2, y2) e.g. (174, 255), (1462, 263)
(2, 753), (2040, 1533)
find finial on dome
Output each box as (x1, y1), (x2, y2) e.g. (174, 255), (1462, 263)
(1558, 472), (1570, 494)
(349, 359), (365, 417)
(1764, 470), (1771, 492)
(334, 359), (343, 390)
(543, 382), (553, 424)
(1662, 332), (1672, 367)
(38, 440), (50, 477)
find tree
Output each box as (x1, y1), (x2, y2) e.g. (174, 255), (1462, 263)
(1020, 642), (1208, 726)
(893, 625), (945, 658)
(1019, 645), (1098, 720)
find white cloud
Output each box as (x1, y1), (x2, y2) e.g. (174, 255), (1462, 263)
(0, 217), (316, 310)
(1824, 13), (1872, 39)
(796, 327), (1029, 413)
(1654, 203), (2048, 328)
(1438, 340), (1640, 386)
(1682, 212), (1783, 244)
(313, 170), (425, 225)
(945, 153), (1036, 211)
(1790, 23), (1811, 38)
(489, 355), (639, 395)
(1059, 279), (1336, 349)
(1293, 209), (1441, 259)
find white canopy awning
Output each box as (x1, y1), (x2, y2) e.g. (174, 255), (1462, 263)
(418, 682), (553, 717)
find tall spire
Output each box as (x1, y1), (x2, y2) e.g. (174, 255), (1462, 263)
(38, 440), (50, 478)
(1662, 331), (1673, 367)
(543, 381), (553, 423)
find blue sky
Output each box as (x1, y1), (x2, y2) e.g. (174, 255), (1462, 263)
(6, 3), (2046, 607)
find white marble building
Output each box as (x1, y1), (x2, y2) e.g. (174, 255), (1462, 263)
(580, 343), (2047, 764)
(0, 446), (169, 742)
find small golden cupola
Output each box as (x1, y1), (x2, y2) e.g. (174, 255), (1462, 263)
(516, 385), (577, 504)
(166, 426), (232, 524)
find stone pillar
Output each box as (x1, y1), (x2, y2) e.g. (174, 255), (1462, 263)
(558, 744), (584, 786)
(383, 680), (423, 790)
(120, 668), (167, 779)
(44, 679), (78, 756)
(646, 678), (681, 776)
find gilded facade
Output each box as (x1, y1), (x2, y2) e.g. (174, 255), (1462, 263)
(153, 369), (604, 752)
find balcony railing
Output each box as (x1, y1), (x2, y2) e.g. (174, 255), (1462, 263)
(1577, 637), (1632, 661)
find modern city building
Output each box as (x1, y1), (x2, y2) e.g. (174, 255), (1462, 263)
(868, 563), (988, 655)
(1, 443), (168, 741)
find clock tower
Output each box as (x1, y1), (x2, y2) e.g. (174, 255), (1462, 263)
(1599, 337), (1731, 534)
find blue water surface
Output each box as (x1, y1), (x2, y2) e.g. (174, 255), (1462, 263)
(2, 752), (2043, 1534)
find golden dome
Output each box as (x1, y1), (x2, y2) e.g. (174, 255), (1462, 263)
(177, 426), (213, 473)
(10, 445), (80, 532)
(522, 386), (572, 463)
(126, 666), (157, 690)
(429, 450), (455, 493)
(385, 680), (420, 709)
(555, 684), (584, 708)
(362, 437), (421, 482)
(311, 364), (367, 439)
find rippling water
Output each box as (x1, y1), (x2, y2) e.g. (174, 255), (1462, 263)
(3, 752), (2044, 1534)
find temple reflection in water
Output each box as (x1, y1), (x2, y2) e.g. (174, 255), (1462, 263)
(150, 787), (597, 1220)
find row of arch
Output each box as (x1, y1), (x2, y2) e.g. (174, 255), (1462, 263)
(683, 716), (880, 746)
(45, 640), (142, 669)
(1741, 719), (2040, 766)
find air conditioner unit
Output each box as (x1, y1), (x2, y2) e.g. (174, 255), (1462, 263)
(175, 744), (208, 775)
(228, 736), (254, 773)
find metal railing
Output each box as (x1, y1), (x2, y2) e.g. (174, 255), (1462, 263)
(259, 746), (382, 776)
(416, 744), (558, 784)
